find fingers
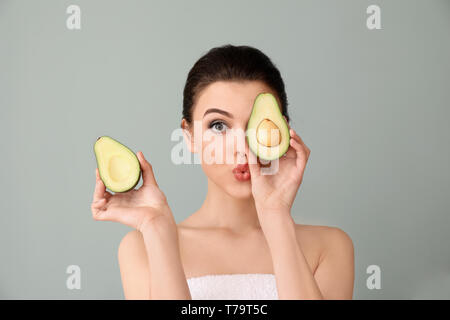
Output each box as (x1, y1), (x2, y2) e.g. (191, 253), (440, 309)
(92, 168), (113, 218)
(280, 144), (297, 160)
(136, 151), (159, 187)
(91, 202), (149, 230)
(93, 168), (106, 202)
(289, 128), (304, 146)
(92, 206), (157, 232)
(91, 191), (108, 220)
(284, 117), (309, 155)
(92, 203), (118, 222)
(289, 128), (311, 169)
(289, 135), (303, 152)
(289, 128), (310, 153)
(92, 198), (106, 209)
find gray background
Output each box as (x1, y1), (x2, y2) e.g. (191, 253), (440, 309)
(1, 0), (449, 299)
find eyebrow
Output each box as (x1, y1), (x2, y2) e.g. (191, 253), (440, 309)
(203, 108), (234, 119)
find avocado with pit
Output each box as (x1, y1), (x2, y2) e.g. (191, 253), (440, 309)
(94, 136), (141, 193)
(246, 93), (290, 161)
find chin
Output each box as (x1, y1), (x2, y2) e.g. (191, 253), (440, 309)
(204, 166), (253, 199)
(226, 181), (253, 199)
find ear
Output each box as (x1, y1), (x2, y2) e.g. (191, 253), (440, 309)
(181, 119), (198, 153)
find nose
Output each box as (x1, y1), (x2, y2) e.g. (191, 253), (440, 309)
(235, 134), (249, 164)
(228, 126), (246, 160)
(236, 145), (248, 164)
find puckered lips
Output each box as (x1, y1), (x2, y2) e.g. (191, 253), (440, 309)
(232, 163), (251, 181)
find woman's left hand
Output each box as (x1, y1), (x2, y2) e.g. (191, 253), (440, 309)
(247, 118), (311, 217)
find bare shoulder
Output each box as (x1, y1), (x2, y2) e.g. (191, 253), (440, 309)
(295, 224), (355, 299)
(318, 225), (354, 254)
(118, 230), (146, 260)
(294, 223), (352, 243)
(293, 224), (354, 262)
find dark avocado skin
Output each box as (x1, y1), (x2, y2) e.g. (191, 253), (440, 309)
(93, 136), (142, 193)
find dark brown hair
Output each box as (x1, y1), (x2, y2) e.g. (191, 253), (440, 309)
(182, 44), (289, 126)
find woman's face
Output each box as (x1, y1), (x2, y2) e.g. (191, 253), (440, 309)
(183, 80), (283, 200)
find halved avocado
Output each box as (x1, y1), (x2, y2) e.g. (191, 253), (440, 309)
(93, 136), (141, 193)
(246, 93), (290, 161)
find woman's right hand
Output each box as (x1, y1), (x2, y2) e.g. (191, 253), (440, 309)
(91, 151), (176, 232)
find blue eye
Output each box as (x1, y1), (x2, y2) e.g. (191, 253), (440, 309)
(209, 120), (228, 134)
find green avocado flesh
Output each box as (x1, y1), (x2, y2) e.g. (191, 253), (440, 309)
(94, 136), (141, 193)
(246, 93), (290, 161)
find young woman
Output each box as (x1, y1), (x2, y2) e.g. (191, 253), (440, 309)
(91, 44), (354, 300)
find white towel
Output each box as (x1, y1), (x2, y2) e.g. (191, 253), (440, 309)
(187, 273), (278, 300)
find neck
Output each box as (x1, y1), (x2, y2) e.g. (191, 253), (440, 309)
(195, 178), (261, 234)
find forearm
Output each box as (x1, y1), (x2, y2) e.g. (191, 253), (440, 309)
(141, 219), (191, 300)
(259, 212), (323, 300)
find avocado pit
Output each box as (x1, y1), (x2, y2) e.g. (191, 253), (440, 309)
(256, 119), (281, 147)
